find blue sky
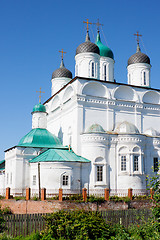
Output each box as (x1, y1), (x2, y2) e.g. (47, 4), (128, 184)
(0, 0), (160, 159)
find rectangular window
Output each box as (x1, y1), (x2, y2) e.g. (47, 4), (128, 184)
(33, 175), (36, 186)
(92, 62), (94, 77)
(144, 72), (146, 85)
(97, 166), (103, 181)
(134, 156), (139, 171)
(62, 175), (69, 186)
(153, 157), (159, 172)
(121, 156), (126, 171)
(104, 65), (106, 80)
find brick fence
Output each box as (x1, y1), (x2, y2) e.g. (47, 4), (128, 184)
(0, 199), (153, 214)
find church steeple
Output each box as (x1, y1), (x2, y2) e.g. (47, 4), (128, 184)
(127, 31), (151, 87)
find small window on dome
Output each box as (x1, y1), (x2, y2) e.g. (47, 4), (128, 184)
(143, 72), (146, 85)
(92, 62), (94, 77)
(104, 65), (107, 81)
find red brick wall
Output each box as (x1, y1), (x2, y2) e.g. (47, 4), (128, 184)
(0, 199), (153, 214)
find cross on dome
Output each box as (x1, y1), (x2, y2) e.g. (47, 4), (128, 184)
(59, 48), (66, 60)
(94, 18), (103, 32)
(83, 18), (92, 32)
(134, 31), (142, 45)
(36, 87), (45, 103)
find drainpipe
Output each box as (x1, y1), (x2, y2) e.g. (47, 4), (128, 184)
(38, 162), (41, 199)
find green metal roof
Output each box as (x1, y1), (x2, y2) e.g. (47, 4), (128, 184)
(0, 168), (5, 171)
(87, 124), (105, 133)
(0, 160), (5, 165)
(95, 32), (114, 59)
(18, 128), (62, 148)
(29, 148), (90, 163)
(32, 103), (46, 113)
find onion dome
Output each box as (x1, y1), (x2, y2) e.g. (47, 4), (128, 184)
(95, 31), (114, 59)
(76, 31), (100, 55)
(115, 121), (139, 134)
(32, 103), (46, 113)
(128, 43), (150, 66)
(144, 128), (160, 137)
(87, 124), (105, 133)
(18, 128), (62, 148)
(52, 59), (72, 79)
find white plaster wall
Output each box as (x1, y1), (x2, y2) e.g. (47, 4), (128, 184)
(32, 112), (47, 129)
(51, 77), (71, 96)
(100, 57), (114, 81)
(127, 63), (151, 87)
(30, 161), (89, 196)
(75, 53), (100, 79)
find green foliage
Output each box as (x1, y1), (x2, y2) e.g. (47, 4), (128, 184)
(14, 196), (26, 201)
(88, 195), (105, 203)
(32, 195), (39, 201)
(0, 206), (5, 234)
(109, 196), (130, 203)
(1, 207), (12, 215)
(147, 166), (160, 228)
(42, 210), (114, 239)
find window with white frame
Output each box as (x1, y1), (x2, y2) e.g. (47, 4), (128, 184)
(121, 156), (126, 171)
(62, 175), (69, 186)
(153, 157), (159, 172)
(134, 155), (139, 171)
(97, 166), (103, 181)
(33, 175), (36, 185)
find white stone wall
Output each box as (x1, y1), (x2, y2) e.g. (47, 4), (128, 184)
(127, 63), (151, 87)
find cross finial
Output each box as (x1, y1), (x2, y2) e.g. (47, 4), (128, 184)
(83, 18), (92, 32)
(94, 18), (103, 32)
(59, 49), (66, 60)
(36, 87), (45, 103)
(134, 31), (142, 44)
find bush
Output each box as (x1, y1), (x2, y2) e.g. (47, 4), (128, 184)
(42, 210), (114, 239)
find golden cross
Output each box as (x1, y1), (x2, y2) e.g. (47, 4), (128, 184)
(94, 18), (103, 31)
(134, 31), (142, 44)
(36, 87), (45, 103)
(83, 18), (92, 31)
(59, 49), (66, 60)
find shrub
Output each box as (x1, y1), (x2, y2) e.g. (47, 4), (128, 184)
(42, 210), (114, 239)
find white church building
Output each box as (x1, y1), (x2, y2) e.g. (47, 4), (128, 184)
(1, 27), (160, 197)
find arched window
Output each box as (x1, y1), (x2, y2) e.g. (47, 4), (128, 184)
(143, 72), (146, 85)
(104, 65), (107, 81)
(91, 62), (94, 77)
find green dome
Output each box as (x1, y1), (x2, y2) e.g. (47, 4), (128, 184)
(87, 124), (105, 133)
(32, 103), (46, 113)
(95, 32), (114, 59)
(18, 128), (62, 148)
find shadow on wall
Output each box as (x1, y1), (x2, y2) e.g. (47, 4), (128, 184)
(58, 127), (63, 144)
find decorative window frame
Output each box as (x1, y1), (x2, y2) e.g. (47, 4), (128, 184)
(93, 157), (107, 186)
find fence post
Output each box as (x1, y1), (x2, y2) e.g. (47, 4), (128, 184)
(82, 188), (87, 202)
(59, 188), (63, 201)
(105, 188), (110, 201)
(6, 187), (10, 200)
(150, 188), (154, 199)
(41, 188), (46, 201)
(128, 188), (132, 200)
(26, 188), (30, 201)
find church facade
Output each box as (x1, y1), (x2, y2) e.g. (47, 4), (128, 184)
(1, 28), (160, 197)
